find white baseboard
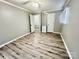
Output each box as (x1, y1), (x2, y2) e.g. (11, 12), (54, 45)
(52, 32), (60, 34)
(0, 32), (30, 48)
(53, 32), (73, 59)
(60, 33), (73, 59)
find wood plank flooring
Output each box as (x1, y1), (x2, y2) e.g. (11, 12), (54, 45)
(0, 32), (70, 59)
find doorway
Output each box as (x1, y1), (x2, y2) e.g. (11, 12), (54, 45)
(30, 13), (55, 33)
(30, 14), (41, 32)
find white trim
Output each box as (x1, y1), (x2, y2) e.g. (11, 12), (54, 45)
(0, 32), (30, 48)
(52, 32), (60, 34)
(60, 33), (73, 59)
(0, 0), (30, 12)
(53, 32), (73, 59)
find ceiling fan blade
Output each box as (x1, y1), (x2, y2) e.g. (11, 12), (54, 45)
(22, 1), (30, 5)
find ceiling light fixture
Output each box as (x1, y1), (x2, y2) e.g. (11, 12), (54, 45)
(32, 2), (39, 8)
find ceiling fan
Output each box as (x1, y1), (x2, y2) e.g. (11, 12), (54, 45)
(22, 0), (41, 8)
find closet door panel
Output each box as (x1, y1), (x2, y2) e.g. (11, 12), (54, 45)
(47, 13), (55, 32)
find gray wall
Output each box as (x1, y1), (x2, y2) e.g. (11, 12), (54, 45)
(54, 12), (62, 32)
(0, 2), (30, 45)
(42, 13), (47, 26)
(61, 0), (79, 59)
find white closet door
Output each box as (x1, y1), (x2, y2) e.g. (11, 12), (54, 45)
(47, 13), (55, 32)
(30, 15), (35, 32)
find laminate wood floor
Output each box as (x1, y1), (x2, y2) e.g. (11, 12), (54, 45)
(0, 32), (70, 59)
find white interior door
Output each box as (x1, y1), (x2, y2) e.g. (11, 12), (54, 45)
(47, 13), (55, 32)
(34, 14), (41, 32)
(30, 14), (35, 32)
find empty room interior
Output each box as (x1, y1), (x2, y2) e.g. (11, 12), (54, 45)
(0, 0), (79, 59)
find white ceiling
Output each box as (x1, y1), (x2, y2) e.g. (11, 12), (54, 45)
(3, 0), (67, 13)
